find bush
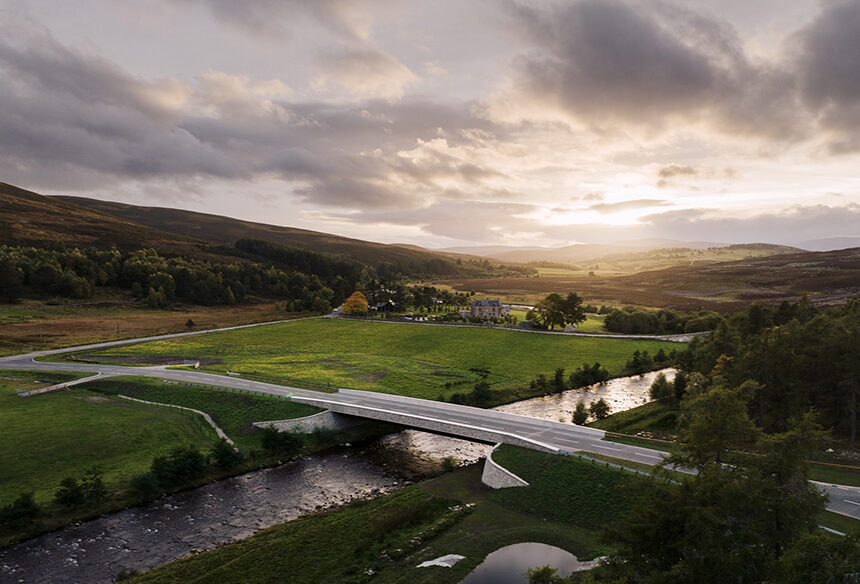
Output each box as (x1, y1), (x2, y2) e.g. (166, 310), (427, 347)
(81, 466), (108, 503)
(589, 398), (611, 420)
(0, 492), (41, 529)
(649, 372), (674, 401)
(261, 427), (304, 455)
(54, 477), (86, 508)
(151, 446), (207, 487)
(569, 362), (610, 388)
(210, 439), (243, 468)
(573, 401), (589, 425)
(130, 472), (161, 502)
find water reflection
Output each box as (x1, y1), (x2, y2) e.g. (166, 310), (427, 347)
(379, 368), (676, 466)
(460, 542), (596, 584)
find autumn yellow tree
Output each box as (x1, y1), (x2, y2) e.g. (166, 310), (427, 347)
(341, 291), (369, 315)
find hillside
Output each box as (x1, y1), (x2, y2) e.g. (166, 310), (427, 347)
(435, 247), (860, 311)
(54, 196), (476, 268)
(0, 183), (205, 256)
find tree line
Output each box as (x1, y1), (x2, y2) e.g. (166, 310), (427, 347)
(0, 244), (336, 311)
(603, 306), (724, 334)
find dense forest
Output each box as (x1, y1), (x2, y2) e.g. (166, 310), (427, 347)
(0, 244), (335, 311)
(675, 297), (859, 446)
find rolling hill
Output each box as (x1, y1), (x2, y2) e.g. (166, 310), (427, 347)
(435, 247), (860, 311)
(53, 195), (475, 268)
(0, 183), (204, 256)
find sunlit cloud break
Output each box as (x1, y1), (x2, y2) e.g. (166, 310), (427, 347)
(0, 0), (858, 248)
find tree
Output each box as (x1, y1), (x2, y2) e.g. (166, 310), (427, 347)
(673, 370), (688, 402)
(471, 380), (492, 405)
(553, 368), (566, 393)
(0, 492), (41, 529)
(528, 293), (566, 330)
(210, 438), (243, 468)
(648, 373), (673, 401)
(261, 427), (304, 455)
(573, 401), (589, 425)
(81, 466), (108, 503)
(185, 318), (195, 330)
(589, 398), (611, 420)
(560, 292), (587, 326)
(341, 291), (369, 315)
(591, 410), (829, 584)
(54, 477), (86, 508)
(671, 381), (760, 467)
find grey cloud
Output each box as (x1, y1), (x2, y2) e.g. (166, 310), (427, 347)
(179, 0), (371, 42)
(588, 199), (669, 213)
(658, 165), (697, 178)
(502, 0), (804, 139)
(0, 19), (505, 210)
(640, 204), (860, 245)
(795, 0), (860, 151)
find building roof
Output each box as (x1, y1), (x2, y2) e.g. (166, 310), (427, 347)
(471, 299), (501, 307)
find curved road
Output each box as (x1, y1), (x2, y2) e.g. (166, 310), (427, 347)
(1, 322), (858, 522)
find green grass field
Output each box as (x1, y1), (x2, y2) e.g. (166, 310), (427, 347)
(84, 376), (321, 448)
(0, 373), (217, 507)
(126, 450), (621, 584)
(590, 400), (680, 438)
(82, 319), (679, 400)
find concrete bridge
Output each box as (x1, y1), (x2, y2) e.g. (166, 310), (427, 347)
(2, 325), (859, 522)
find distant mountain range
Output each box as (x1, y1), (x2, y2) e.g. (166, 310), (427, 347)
(439, 240), (801, 265)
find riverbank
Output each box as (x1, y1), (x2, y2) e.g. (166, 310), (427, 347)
(121, 447), (645, 584)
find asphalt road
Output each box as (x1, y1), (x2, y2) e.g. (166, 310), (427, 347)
(1, 328), (858, 523)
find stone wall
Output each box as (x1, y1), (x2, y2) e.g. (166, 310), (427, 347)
(252, 410), (357, 434)
(481, 444), (529, 489)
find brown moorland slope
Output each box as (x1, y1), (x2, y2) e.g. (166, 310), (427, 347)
(0, 183), (205, 256)
(55, 195), (476, 267)
(436, 248), (860, 311)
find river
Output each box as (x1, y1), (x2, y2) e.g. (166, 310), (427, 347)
(0, 369), (673, 584)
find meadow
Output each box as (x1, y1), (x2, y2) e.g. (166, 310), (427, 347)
(0, 301), (300, 356)
(0, 371), (217, 507)
(83, 318), (680, 400)
(0, 371), (322, 508)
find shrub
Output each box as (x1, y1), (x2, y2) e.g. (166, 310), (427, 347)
(261, 427), (304, 455)
(649, 373), (674, 402)
(54, 477), (86, 508)
(129, 472), (161, 502)
(0, 492), (41, 529)
(151, 446), (207, 487)
(81, 466), (108, 503)
(589, 398), (611, 420)
(210, 439), (243, 469)
(573, 401), (589, 425)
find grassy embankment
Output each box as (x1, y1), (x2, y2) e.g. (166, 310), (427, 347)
(126, 446), (647, 584)
(75, 318), (679, 402)
(0, 371), (327, 545)
(0, 301), (304, 356)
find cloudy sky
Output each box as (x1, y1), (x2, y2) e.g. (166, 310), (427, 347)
(2, 0), (859, 248)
